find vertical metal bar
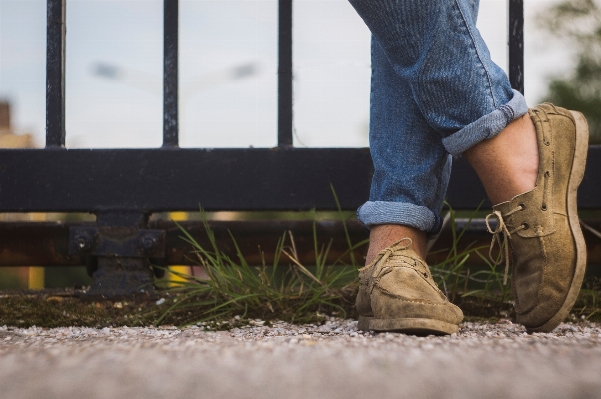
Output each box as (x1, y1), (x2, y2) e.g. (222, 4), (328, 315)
(163, 0), (179, 147)
(46, 0), (66, 148)
(509, 0), (524, 94)
(278, 0), (293, 147)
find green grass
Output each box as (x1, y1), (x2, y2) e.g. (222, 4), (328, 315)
(149, 189), (369, 326)
(146, 200), (601, 327)
(152, 200), (517, 326)
(2, 203), (601, 327)
(429, 203), (513, 317)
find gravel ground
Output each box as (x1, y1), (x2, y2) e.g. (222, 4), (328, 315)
(2, 319), (601, 399)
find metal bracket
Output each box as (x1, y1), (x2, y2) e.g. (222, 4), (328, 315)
(69, 226), (165, 258)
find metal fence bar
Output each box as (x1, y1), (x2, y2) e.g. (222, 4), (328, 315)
(45, 0), (66, 148)
(0, 147), (374, 212)
(6, 217), (601, 267)
(2, 145), (601, 212)
(508, 0), (524, 94)
(163, 0), (179, 147)
(278, 0), (293, 147)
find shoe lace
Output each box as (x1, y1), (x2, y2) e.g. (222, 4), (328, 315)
(361, 238), (413, 293)
(485, 205), (527, 285)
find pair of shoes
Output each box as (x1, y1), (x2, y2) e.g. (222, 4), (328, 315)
(356, 103), (588, 334)
(487, 103), (589, 333)
(356, 238), (463, 335)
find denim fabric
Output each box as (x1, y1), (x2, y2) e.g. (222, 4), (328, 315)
(349, 0), (529, 233)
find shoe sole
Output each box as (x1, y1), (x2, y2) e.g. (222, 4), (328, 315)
(358, 316), (458, 335)
(527, 110), (589, 333)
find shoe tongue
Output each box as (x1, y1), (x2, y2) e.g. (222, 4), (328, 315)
(389, 246), (429, 274)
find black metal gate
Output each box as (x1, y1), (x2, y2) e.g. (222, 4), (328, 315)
(1, 0), (599, 295)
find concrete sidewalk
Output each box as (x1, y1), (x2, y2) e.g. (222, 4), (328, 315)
(2, 320), (601, 399)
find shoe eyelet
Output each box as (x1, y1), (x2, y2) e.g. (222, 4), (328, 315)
(522, 222), (530, 230)
(519, 203), (526, 211)
(541, 205), (548, 211)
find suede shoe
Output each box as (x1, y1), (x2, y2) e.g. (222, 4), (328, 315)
(487, 103), (589, 333)
(356, 238), (463, 335)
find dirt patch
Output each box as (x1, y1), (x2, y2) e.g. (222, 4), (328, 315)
(2, 286), (600, 328)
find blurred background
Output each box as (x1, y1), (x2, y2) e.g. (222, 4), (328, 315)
(1, 0), (599, 288)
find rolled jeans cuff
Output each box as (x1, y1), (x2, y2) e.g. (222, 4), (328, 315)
(357, 201), (442, 233)
(442, 89), (529, 156)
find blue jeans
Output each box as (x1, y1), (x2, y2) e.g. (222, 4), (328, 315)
(349, 0), (529, 233)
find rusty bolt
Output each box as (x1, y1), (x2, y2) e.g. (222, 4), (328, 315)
(74, 235), (91, 253)
(141, 236), (157, 253)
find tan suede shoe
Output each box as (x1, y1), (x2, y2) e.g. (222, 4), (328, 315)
(487, 103), (589, 333)
(356, 238), (463, 335)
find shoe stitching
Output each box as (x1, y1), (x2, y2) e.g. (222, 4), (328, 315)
(536, 107), (552, 146)
(373, 264), (446, 299)
(361, 239), (453, 312)
(375, 288), (452, 306)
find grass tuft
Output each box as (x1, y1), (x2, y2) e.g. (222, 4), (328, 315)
(429, 202), (513, 317)
(151, 202), (601, 327)
(149, 206), (368, 326)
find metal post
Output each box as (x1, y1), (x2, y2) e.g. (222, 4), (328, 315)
(509, 0), (524, 94)
(163, 0), (179, 147)
(278, 0), (293, 147)
(79, 211), (158, 297)
(46, 0), (66, 148)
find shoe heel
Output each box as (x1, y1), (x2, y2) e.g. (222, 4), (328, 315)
(357, 316), (373, 331)
(532, 110), (589, 333)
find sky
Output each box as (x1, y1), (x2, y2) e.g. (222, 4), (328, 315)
(0, 0), (573, 149)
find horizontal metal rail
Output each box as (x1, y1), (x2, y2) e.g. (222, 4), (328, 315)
(2, 218), (601, 267)
(2, 146), (601, 212)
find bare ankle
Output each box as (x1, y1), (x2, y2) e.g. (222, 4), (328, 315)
(464, 113), (539, 204)
(365, 224), (427, 265)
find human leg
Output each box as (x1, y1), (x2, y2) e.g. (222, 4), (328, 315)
(352, 0), (530, 260)
(348, 0), (528, 155)
(355, 37), (462, 335)
(350, 0), (588, 334)
(360, 36), (451, 265)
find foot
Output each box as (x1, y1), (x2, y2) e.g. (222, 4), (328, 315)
(356, 238), (463, 335)
(483, 104), (589, 332)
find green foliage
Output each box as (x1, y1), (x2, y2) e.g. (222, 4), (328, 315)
(153, 206), (368, 326)
(429, 203), (513, 315)
(155, 202), (518, 326)
(539, 0), (601, 143)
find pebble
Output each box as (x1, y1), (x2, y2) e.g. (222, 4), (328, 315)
(2, 320), (601, 399)
(1, 318), (601, 349)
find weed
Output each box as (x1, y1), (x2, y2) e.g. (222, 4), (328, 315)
(429, 202), (513, 317)
(150, 199), (368, 326)
(153, 200), (601, 327)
